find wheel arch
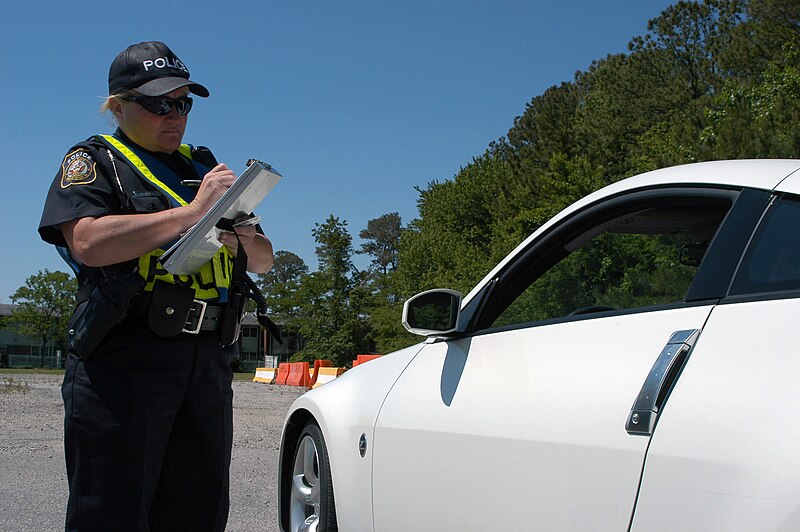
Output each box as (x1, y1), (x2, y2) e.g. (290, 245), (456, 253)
(277, 343), (428, 531)
(277, 408), (317, 531)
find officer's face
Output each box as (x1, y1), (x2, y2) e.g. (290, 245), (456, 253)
(113, 88), (189, 153)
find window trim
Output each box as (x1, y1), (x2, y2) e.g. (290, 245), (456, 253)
(468, 299), (718, 338)
(461, 186), (749, 334)
(720, 289), (800, 306)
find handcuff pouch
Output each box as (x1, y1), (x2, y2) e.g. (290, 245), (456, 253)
(146, 281), (196, 337)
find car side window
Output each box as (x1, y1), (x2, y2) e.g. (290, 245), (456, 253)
(730, 195), (800, 295)
(483, 194), (733, 330)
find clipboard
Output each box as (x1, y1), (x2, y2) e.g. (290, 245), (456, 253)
(159, 159), (282, 274)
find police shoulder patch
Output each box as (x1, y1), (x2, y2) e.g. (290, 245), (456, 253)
(60, 149), (97, 188)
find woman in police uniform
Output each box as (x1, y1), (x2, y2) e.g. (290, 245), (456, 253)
(38, 41), (273, 531)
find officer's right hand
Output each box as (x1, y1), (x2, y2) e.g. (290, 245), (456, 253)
(188, 163), (236, 218)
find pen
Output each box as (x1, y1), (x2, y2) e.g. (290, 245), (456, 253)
(181, 180), (202, 187)
(233, 215), (262, 227)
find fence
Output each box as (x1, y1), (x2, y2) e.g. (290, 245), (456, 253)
(0, 345), (64, 369)
(1, 343), (286, 372)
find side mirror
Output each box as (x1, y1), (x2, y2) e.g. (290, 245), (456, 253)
(402, 289), (462, 337)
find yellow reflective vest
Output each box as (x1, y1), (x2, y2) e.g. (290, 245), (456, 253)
(97, 134), (235, 302)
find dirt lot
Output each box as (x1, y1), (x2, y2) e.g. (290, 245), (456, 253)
(0, 373), (305, 531)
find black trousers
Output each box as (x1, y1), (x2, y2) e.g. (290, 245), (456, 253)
(62, 315), (235, 532)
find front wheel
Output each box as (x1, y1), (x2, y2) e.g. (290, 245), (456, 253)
(289, 422), (338, 531)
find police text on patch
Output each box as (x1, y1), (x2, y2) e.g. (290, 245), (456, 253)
(60, 149), (97, 188)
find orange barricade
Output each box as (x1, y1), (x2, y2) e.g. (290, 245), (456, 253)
(308, 360), (333, 389)
(275, 363), (290, 385)
(352, 354), (382, 367)
(287, 362), (310, 387)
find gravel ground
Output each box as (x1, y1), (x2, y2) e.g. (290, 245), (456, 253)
(0, 373), (306, 531)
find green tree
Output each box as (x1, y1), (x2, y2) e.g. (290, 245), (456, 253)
(258, 250), (308, 317)
(257, 250), (308, 350)
(356, 212), (418, 353)
(719, 0), (800, 79)
(495, 81), (585, 235)
(358, 212), (402, 276)
(297, 216), (372, 366)
(396, 152), (507, 299)
(367, 301), (419, 354)
(10, 269), (76, 351)
(500, 81), (583, 176)
(703, 41), (800, 157)
(314, 215), (354, 293)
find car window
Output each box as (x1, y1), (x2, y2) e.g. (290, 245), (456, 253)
(730, 195), (800, 295)
(481, 193), (733, 331)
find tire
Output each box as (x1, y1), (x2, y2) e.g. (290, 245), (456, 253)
(289, 421), (338, 532)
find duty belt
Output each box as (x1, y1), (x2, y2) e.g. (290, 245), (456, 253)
(183, 300), (223, 334)
(129, 294), (224, 333)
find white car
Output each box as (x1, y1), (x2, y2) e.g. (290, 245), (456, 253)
(277, 159), (800, 531)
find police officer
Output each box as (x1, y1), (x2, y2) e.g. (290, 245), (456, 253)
(38, 41), (273, 531)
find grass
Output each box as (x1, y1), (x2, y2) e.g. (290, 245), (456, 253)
(0, 368), (64, 375)
(0, 376), (30, 394)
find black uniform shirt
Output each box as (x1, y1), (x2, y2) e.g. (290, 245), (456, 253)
(38, 130), (206, 287)
(38, 129), (201, 248)
(39, 138), (122, 248)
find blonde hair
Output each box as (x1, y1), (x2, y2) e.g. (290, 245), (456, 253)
(99, 90), (139, 114)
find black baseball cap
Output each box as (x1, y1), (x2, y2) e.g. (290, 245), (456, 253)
(108, 41), (209, 97)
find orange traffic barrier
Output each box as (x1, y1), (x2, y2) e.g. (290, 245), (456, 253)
(287, 362), (310, 387)
(307, 360), (333, 389)
(352, 354), (382, 367)
(275, 363), (290, 385)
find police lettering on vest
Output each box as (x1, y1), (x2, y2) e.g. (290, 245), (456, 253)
(97, 134), (235, 302)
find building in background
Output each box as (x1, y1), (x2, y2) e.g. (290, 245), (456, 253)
(0, 304), (62, 368)
(0, 304), (299, 371)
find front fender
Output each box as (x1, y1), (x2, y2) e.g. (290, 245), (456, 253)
(278, 343), (426, 531)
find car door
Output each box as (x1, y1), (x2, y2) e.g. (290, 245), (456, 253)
(371, 186), (768, 531)
(632, 192), (800, 531)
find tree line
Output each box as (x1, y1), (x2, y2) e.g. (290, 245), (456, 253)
(10, 0), (800, 367)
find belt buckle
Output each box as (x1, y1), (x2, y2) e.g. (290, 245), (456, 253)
(182, 300), (207, 334)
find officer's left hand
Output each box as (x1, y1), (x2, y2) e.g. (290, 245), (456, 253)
(218, 217), (259, 254)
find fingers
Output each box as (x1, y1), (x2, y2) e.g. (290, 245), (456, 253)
(234, 225), (257, 239)
(218, 226), (256, 246)
(188, 163), (237, 216)
(203, 164), (236, 190)
(207, 163), (235, 179)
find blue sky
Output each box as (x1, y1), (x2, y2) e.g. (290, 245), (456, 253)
(1, 0), (675, 301)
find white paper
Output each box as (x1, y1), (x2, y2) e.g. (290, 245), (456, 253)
(160, 160), (282, 274)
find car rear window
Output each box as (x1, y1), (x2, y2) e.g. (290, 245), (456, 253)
(730, 195), (800, 295)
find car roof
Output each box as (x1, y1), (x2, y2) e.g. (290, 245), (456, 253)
(463, 159), (800, 305)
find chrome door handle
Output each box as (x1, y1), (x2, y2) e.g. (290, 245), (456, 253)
(626, 329), (699, 436)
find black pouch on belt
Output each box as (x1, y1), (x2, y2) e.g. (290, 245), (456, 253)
(216, 217), (249, 347)
(219, 287), (247, 346)
(146, 281), (196, 337)
(67, 267), (145, 358)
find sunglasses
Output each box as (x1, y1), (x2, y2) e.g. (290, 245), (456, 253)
(122, 95), (193, 116)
